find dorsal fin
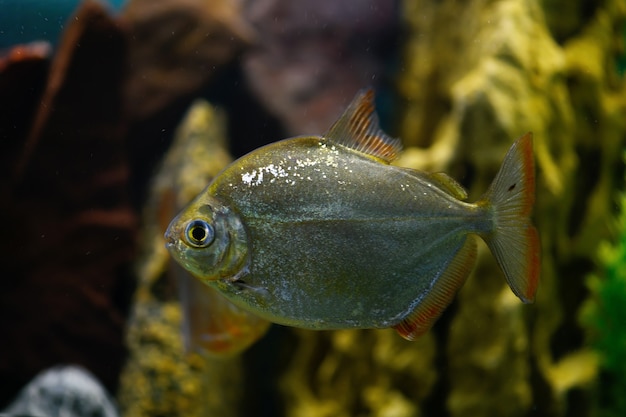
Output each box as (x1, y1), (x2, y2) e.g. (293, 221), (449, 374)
(399, 169), (469, 201)
(429, 172), (468, 200)
(323, 89), (402, 164)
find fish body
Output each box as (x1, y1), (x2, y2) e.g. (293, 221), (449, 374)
(165, 90), (540, 340)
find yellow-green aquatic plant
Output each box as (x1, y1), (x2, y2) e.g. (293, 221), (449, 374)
(581, 155), (626, 417)
(618, 24), (626, 76)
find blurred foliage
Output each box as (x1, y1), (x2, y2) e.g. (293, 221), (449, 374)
(581, 152), (626, 417)
(619, 23), (626, 76)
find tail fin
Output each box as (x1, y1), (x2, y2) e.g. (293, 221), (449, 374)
(479, 133), (540, 303)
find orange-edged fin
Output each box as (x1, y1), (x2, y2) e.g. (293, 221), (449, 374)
(176, 263), (271, 356)
(394, 237), (477, 341)
(323, 89), (402, 163)
(479, 132), (540, 303)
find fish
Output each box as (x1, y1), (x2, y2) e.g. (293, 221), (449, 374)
(164, 89), (540, 340)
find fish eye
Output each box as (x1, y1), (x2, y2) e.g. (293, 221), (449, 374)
(184, 219), (215, 248)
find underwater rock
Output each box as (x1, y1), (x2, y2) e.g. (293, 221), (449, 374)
(2, 366), (120, 417)
(241, 0), (397, 135)
(0, 0), (136, 406)
(0, 0), (127, 49)
(122, 0), (254, 120)
(118, 100), (257, 417)
(0, 42), (50, 193)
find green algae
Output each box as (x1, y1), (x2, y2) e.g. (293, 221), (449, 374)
(581, 156), (626, 417)
(617, 24), (626, 76)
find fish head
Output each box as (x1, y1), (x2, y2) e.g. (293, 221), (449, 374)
(164, 192), (248, 282)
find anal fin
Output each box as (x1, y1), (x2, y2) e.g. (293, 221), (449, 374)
(393, 237), (477, 341)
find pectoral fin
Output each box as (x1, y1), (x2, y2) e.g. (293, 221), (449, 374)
(393, 237), (477, 341)
(176, 263), (270, 356)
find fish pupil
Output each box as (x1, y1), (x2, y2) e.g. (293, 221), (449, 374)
(191, 227), (206, 241)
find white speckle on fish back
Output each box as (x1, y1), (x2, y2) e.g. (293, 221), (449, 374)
(241, 169), (259, 186)
(242, 143), (344, 188)
(295, 158), (318, 168)
(242, 163), (289, 187)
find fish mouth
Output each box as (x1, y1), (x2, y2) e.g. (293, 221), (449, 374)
(164, 230), (177, 250)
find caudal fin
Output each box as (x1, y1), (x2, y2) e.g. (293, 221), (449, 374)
(480, 133), (540, 303)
